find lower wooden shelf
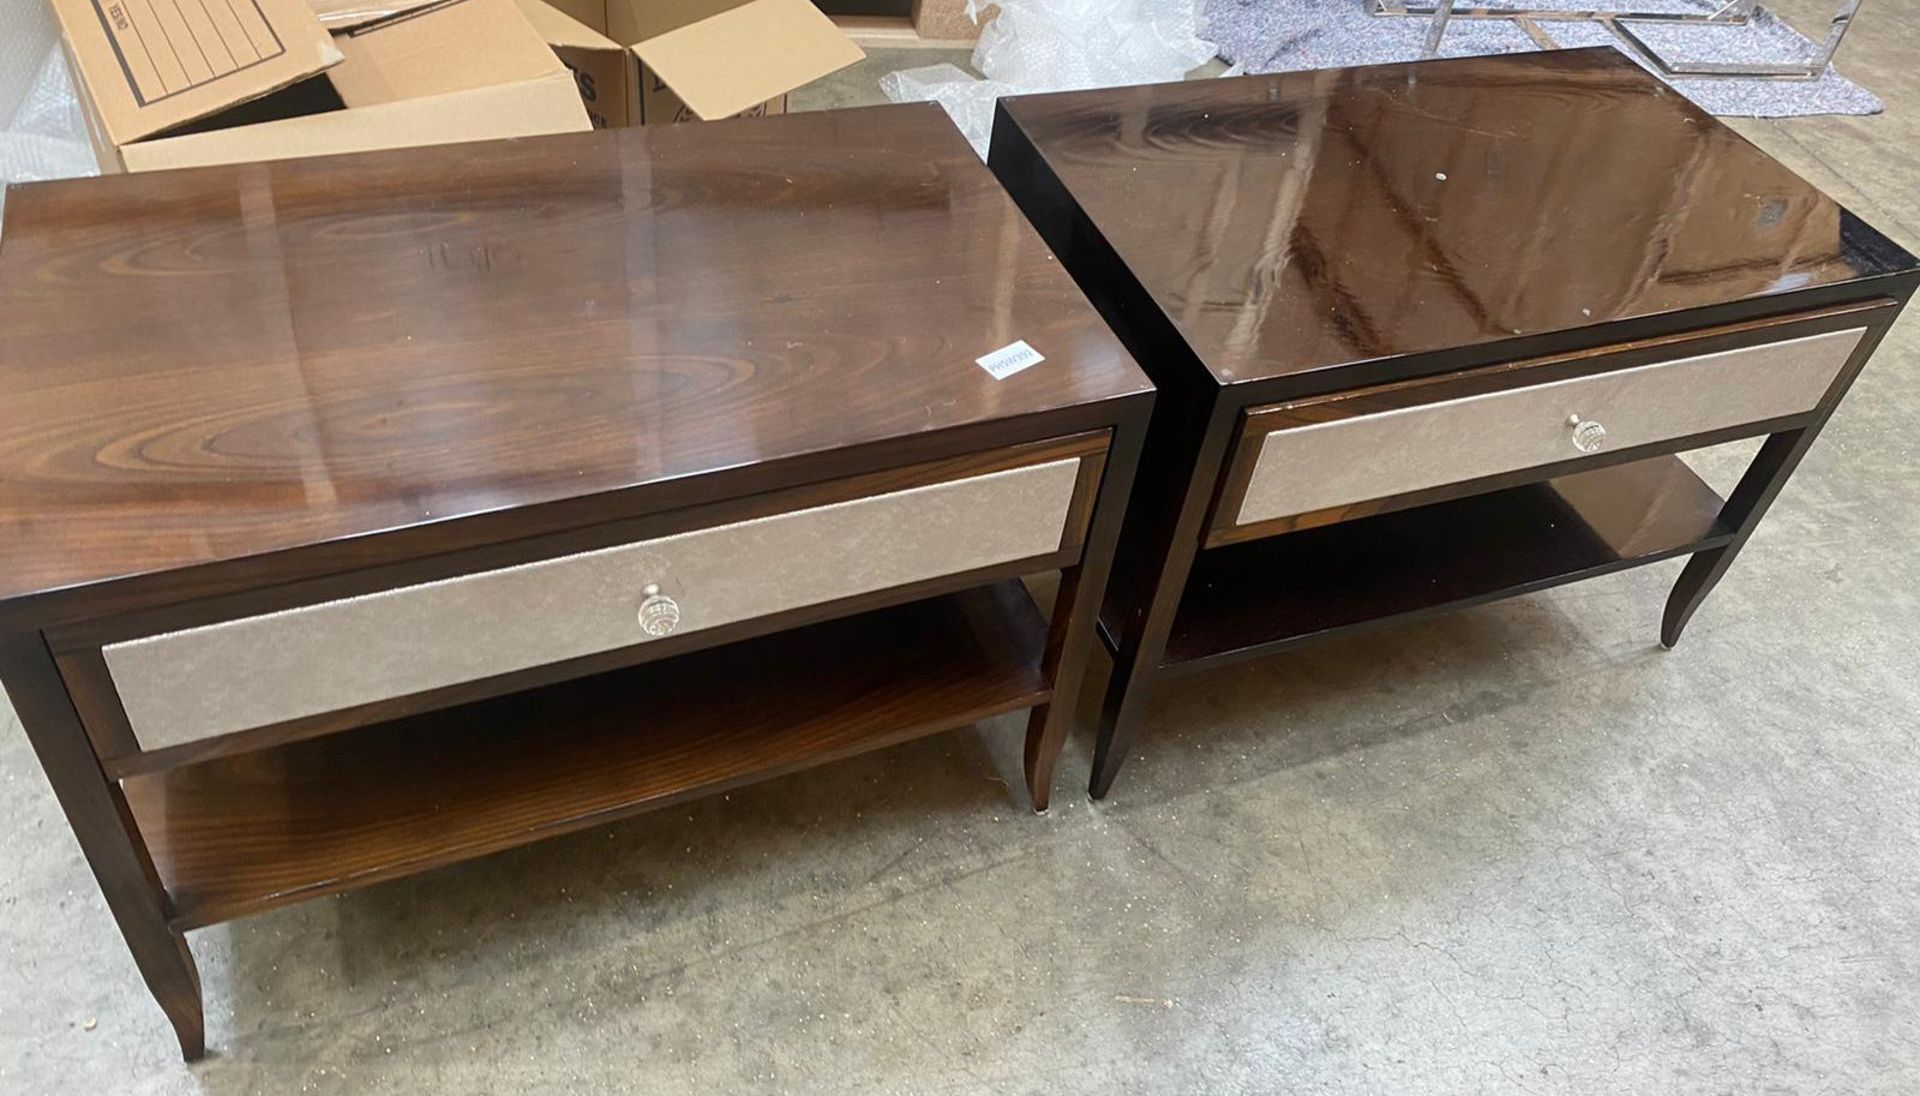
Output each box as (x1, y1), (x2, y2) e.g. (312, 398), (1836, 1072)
(1162, 456), (1735, 672)
(124, 581), (1051, 930)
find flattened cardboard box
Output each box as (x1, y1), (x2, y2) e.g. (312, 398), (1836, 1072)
(49, 0), (591, 171)
(521, 0), (864, 126)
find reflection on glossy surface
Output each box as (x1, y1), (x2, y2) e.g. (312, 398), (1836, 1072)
(0, 104), (1146, 602)
(1002, 48), (1918, 384)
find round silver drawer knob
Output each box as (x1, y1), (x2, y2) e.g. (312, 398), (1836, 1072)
(637, 584), (681, 637)
(1568, 414), (1608, 453)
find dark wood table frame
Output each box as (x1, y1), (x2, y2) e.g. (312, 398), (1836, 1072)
(1078, 303), (1901, 799)
(988, 52), (1920, 800)
(0, 105), (1152, 1058)
(0, 415), (1148, 1059)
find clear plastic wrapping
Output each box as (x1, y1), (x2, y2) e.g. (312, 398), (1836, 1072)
(1, 3), (98, 232)
(882, 0), (1217, 157)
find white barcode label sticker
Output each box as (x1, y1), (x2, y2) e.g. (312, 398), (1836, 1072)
(975, 340), (1045, 380)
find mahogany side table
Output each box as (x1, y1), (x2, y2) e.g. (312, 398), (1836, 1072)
(0, 103), (1150, 1058)
(989, 48), (1919, 798)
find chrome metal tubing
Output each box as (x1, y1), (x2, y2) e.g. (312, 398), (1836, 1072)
(1608, 0), (1863, 80)
(1392, 0), (1863, 83)
(1375, 0), (1758, 24)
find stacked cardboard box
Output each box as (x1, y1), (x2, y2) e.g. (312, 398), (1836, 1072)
(526, 0), (865, 126)
(47, 0), (863, 172)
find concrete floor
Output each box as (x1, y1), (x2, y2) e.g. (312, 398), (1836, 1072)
(6, 4), (1920, 1091)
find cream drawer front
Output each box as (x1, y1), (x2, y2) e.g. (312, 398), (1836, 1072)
(104, 456), (1087, 750)
(1235, 327), (1865, 527)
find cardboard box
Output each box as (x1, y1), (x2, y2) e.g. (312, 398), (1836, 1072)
(518, 0), (865, 126)
(307, 0), (445, 29)
(512, 0), (633, 127)
(49, 0), (592, 172)
(912, 0), (997, 41)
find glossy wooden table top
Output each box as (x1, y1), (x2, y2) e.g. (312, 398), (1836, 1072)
(998, 48), (1918, 387)
(0, 103), (1146, 606)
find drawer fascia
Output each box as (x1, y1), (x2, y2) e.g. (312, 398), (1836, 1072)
(61, 433), (1110, 769)
(1210, 305), (1890, 544)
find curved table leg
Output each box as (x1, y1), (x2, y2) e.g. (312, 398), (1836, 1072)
(1, 634), (206, 1060)
(1663, 427), (1819, 649)
(1665, 308), (1898, 647)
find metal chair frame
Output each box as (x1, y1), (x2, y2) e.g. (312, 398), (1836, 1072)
(1374, 0), (1864, 81)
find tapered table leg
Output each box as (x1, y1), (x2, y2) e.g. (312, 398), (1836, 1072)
(1091, 603), (1180, 800)
(1663, 429), (1818, 648)
(1665, 309), (1901, 646)
(0, 634), (205, 1060)
(1024, 563), (1097, 812)
(1090, 394), (1236, 800)
(1024, 412), (1148, 812)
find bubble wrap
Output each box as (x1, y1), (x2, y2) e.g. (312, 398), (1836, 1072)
(881, 0), (1220, 158)
(1, 1), (98, 235)
(1203, 0), (1881, 118)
